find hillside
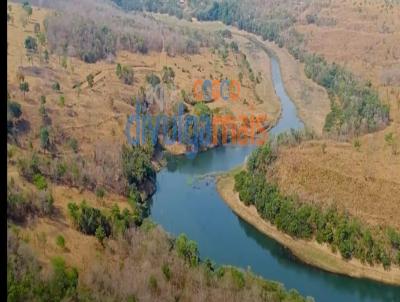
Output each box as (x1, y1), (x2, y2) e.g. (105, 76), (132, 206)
(6, 1), (312, 301)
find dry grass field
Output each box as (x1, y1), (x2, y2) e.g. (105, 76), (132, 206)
(259, 0), (400, 228)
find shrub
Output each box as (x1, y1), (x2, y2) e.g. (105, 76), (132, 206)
(8, 101), (22, 119)
(52, 82), (61, 91)
(122, 66), (134, 85)
(33, 174), (47, 190)
(146, 73), (161, 87)
(116, 63), (122, 78)
(86, 74), (94, 88)
(148, 276), (158, 294)
(37, 190), (54, 215)
(161, 66), (175, 84)
(56, 235), (65, 249)
(67, 202), (111, 237)
(43, 49), (49, 62)
(175, 234), (199, 267)
(68, 138), (78, 153)
(95, 226), (106, 246)
(40, 127), (50, 150)
(230, 268), (245, 290)
(19, 82), (29, 98)
(95, 187), (105, 199)
(193, 102), (211, 117)
(162, 263), (171, 281)
(59, 95), (65, 107)
(24, 36), (37, 52)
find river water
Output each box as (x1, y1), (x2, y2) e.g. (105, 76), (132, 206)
(149, 56), (400, 301)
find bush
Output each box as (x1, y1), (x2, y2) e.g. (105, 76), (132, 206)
(175, 234), (199, 267)
(148, 275), (158, 294)
(67, 201), (111, 237)
(193, 102), (211, 117)
(52, 82), (61, 91)
(24, 36), (37, 52)
(37, 190), (54, 216)
(161, 66), (175, 84)
(59, 95), (65, 107)
(95, 226), (106, 246)
(56, 235), (65, 249)
(230, 268), (245, 290)
(86, 74), (94, 88)
(146, 73), (161, 87)
(122, 66), (134, 85)
(116, 63), (122, 78)
(40, 95), (46, 104)
(8, 101), (22, 119)
(7, 101), (22, 133)
(33, 174), (47, 190)
(40, 127), (50, 150)
(68, 138), (78, 153)
(162, 263), (171, 281)
(95, 187), (105, 199)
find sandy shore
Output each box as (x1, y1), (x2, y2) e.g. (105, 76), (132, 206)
(216, 172), (400, 286)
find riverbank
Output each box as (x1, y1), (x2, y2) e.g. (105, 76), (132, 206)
(216, 171), (400, 286)
(229, 29), (330, 135)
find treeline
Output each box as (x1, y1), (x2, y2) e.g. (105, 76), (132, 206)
(304, 55), (390, 135)
(234, 143), (400, 268)
(111, 0), (184, 18)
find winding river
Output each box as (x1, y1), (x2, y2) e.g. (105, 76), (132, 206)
(149, 56), (400, 301)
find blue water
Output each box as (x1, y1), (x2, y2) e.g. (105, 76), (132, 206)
(149, 56), (400, 302)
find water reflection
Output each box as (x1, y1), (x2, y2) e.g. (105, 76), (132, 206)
(149, 55), (400, 302)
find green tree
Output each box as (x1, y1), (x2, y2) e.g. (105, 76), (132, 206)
(146, 73), (161, 87)
(19, 82), (29, 100)
(161, 66), (175, 84)
(116, 63), (122, 78)
(175, 234), (199, 267)
(86, 73), (94, 88)
(43, 49), (49, 63)
(40, 127), (50, 151)
(24, 36), (37, 52)
(22, 2), (32, 19)
(120, 66), (134, 85)
(52, 82), (60, 91)
(95, 225), (106, 246)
